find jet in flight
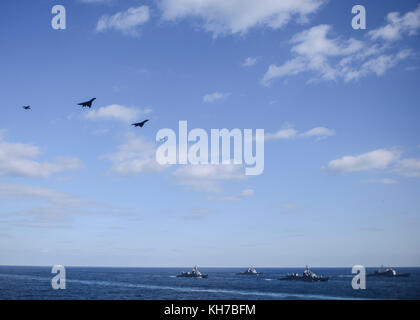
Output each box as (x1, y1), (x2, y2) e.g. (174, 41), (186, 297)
(22, 106), (31, 110)
(132, 120), (149, 128)
(78, 98), (96, 108)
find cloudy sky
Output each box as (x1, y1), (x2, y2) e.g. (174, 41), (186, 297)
(0, 0), (419, 267)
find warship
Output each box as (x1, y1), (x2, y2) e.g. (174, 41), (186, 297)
(278, 266), (329, 282)
(176, 266), (208, 278)
(368, 265), (410, 278)
(236, 266), (262, 275)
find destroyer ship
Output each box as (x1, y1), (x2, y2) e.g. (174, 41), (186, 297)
(176, 266), (208, 278)
(278, 266), (329, 282)
(368, 265), (410, 278)
(236, 266), (262, 275)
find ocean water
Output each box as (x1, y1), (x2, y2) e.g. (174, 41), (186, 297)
(0, 266), (419, 300)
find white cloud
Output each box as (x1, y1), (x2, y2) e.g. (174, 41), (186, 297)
(264, 125), (335, 141)
(242, 57), (257, 67)
(291, 24), (362, 57)
(0, 138), (83, 178)
(342, 49), (412, 82)
(262, 24), (364, 85)
(101, 135), (164, 175)
(84, 105), (151, 123)
(262, 17), (414, 85)
(159, 0), (324, 36)
(96, 5), (150, 35)
(394, 158), (420, 177)
(327, 149), (400, 173)
(369, 5), (420, 41)
(0, 181), (129, 228)
(0, 182), (83, 208)
(262, 58), (308, 85)
(327, 147), (420, 179)
(265, 128), (298, 141)
(203, 92), (230, 103)
(300, 127), (336, 139)
(173, 164), (246, 192)
(363, 51), (411, 76)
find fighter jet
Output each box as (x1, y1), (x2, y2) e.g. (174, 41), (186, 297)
(132, 120), (149, 128)
(78, 98), (96, 108)
(22, 106), (31, 110)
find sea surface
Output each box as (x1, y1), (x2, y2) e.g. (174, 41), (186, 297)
(0, 266), (419, 300)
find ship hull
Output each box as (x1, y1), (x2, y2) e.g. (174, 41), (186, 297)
(368, 273), (410, 278)
(176, 274), (208, 278)
(278, 276), (329, 282)
(236, 272), (262, 275)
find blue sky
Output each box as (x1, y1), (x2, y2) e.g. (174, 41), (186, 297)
(0, 0), (419, 267)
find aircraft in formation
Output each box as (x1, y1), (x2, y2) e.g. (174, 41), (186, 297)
(19, 98), (149, 128)
(132, 120), (149, 128)
(78, 98), (96, 108)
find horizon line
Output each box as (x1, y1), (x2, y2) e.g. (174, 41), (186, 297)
(1, 264), (419, 269)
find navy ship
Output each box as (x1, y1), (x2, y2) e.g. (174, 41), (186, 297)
(278, 266), (329, 282)
(176, 266), (208, 278)
(236, 266), (262, 275)
(368, 265), (410, 278)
